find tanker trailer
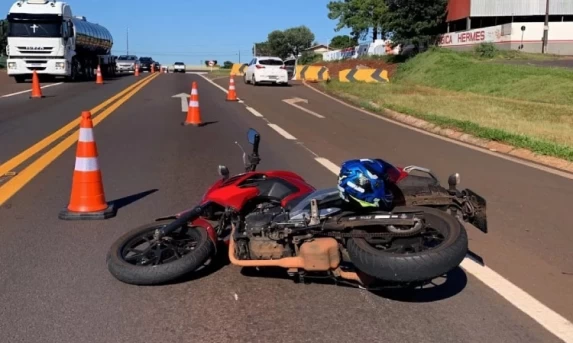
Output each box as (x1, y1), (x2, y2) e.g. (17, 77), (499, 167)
(5, 0), (116, 83)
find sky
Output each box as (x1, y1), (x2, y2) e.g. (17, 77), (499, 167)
(52, 0), (353, 65)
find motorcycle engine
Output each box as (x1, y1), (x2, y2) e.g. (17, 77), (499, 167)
(240, 204), (291, 260)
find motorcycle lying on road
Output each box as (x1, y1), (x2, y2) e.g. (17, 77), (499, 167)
(107, 128), (488, 288)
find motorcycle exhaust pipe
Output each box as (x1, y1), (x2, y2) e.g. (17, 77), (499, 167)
(227, 223), (364, 284)
(158, 203), (208, 236)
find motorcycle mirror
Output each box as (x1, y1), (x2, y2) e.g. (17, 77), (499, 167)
(448, 173), (460, 190)
(247, 128), (259, 145)
(218, 165), (230, 179)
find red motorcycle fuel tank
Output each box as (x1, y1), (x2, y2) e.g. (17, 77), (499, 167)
(201, 170), (316, 211)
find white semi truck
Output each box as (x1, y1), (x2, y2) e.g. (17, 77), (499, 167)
(4, 0), (116, 83)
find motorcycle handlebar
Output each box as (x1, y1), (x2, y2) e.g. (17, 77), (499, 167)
(158, 203), (209, 236)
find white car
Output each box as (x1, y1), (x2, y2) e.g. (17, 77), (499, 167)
(173, 62), (186, 73)
(244, 57), (289, 86)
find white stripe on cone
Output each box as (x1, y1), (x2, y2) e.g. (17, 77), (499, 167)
(75, 157), (100, 172)
(78, 128), (94, 142)
(189, 100), (199, 107)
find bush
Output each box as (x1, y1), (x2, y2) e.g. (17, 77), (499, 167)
(222, 61), (233, 69)
(298, 51), (323, 65)
(475, 43), (498, 59)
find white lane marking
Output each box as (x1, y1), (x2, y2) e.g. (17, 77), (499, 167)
(267, 124), (296, 140)
(460, 259), (573, 342)
(304, 82), (573, 180)
(246, 106), (263, 117)
(315, 157), (340, 174)
(198, 74), (229, 93)
(282, 99), (325, 119)
(0, 82), (64, 98)
(314, 156), (573, 343)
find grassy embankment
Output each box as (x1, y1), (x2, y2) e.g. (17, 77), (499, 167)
(321, 47), (573, 161)
(205, 68), (233, 79)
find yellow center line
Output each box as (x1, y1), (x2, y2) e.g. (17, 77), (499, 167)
(0, 73), (156, 178)
(0, 72), (160, 206)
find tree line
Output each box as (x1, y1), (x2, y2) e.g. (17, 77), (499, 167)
(250, 0), (448, 62)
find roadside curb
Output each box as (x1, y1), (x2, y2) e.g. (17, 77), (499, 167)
(303, 81), (573, 175)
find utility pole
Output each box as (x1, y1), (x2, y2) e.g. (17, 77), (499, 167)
(542, 0), (550, 53)
(126, 27), (129, 55)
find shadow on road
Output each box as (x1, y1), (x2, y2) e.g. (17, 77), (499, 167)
(109, 189), (158, 212)
(158, 243), (468, 303)
(371, 267), (467, 303)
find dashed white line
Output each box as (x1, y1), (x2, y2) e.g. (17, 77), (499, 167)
(246, 106), (264, 117)
(0, 82), (64, 98)
(315, 157), (340, 174)
(313, 156), (573, 343)
(267, 124), (296, 140)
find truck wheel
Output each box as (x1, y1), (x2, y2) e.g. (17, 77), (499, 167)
(14, 75), (26, 83)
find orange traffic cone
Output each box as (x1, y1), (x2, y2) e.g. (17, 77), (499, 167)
(59, 111), (116, 220)
(30, 71), (44, 99)
(96, 65), (104, 84)
(226, 74), (238, 101)
(182, 82), (203, 126)
(134, 65), (139, 77)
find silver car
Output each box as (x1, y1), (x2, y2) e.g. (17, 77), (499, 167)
(116, 55), (140, 73)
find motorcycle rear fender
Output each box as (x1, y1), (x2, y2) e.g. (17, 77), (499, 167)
(154, 215), (218, 251)
(463, 188), (488, 234)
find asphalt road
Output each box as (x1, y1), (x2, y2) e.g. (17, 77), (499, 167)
(0, 72), (569, 343)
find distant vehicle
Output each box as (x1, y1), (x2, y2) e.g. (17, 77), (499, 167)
(138, 57), (155, 72)
(244, 56), (289, 86)
(116, 55), (140, 73)
(5, 0), (116, 83)
(152, 61), (160, 71)
(173, 62), (186, 73)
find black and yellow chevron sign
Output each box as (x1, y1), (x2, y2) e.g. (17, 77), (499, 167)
(298, 65), (329, 81)
(339, 68), (389, 83)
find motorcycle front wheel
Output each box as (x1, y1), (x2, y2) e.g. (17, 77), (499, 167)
(106, 219), (215, 285)
(347, 206), (468, 283)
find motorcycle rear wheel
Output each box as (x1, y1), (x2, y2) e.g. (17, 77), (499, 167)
(347, 206), (468, 283)
(106, 219), (214, 285)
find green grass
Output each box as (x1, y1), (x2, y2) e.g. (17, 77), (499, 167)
(203, 68), (232, 79)
(393, 47), (573, 106)
(321, 57), (573, 161)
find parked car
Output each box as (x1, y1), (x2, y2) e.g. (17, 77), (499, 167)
(243, 56), (289, 86)
(116, 55), (140, 73)
(173, 62), (186, 73)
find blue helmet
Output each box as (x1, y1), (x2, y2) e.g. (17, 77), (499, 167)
(337, 159), (399, 209)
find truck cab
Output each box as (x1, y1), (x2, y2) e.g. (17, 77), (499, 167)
(5, 0), (115, 82)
